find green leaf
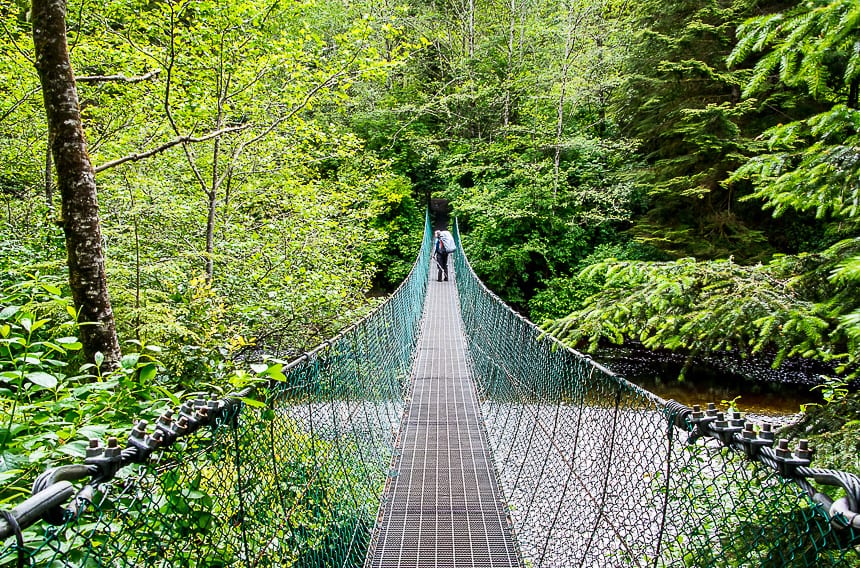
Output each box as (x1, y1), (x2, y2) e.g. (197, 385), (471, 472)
(138, 363), (157, 382)
(267, 369), (287, 382)
(154, 386), (182, 406)
(40, 283), (62, 295)
(94, 352), (105, 368)
(121, 353), (140, 369)
(250, 363), (268, 374)
(0, 371), (23, 382)
(0, 306), (19, 320)
(25, 371), (58, 389)
(29, 318), (50, 333)
(58, 440), (89, 458)
(240, 397), (267, 408)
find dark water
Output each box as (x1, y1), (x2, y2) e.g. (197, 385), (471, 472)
(593, 345), (827, 417)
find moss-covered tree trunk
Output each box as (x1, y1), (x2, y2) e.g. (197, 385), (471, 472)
(32, 0), (121, 370)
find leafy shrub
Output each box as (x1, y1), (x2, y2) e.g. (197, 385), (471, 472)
(0, 274), (163, 507)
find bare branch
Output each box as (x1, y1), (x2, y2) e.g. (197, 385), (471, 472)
(1, 18), (34, 64)
(215, 63), (352, 192)
(0, 70), (159, 124)
(0, 87), (41, 123)
(76, 69), (161, 83)
(93, 124), (252, 173)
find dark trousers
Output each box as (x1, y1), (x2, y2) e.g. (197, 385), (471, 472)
(436, 252), (449, 280)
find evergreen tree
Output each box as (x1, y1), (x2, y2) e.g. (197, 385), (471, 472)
(614, 0), (806, 260)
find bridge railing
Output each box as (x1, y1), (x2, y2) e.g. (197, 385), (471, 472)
(0, 216), (432, 567)
(452, 220), (860, 567)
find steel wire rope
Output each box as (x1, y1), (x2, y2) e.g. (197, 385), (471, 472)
(328, 333), (376, 568)
(452, 227), (648, 563)
(538, 362), (588, 565)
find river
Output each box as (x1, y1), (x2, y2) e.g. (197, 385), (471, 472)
(592, 344), (827, 418)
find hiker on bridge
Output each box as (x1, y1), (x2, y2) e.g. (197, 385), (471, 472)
(434, 229), (455, 282)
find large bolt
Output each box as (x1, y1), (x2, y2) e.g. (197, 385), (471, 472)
(691, 404), (703, 420)
(104, 437), (121, 458)
(157, 411), (174, 428)
(86, 438), (103, 458)
(795, 439), (813, 461)
(146, 430), (163, 448)
(775, 438), (791, 459)
(131, 420), (148, 440)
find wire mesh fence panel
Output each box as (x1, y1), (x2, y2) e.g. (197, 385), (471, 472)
(452, 222), (860, 568)
(4, 216), (859, 568)
(0, 218), (432, 568)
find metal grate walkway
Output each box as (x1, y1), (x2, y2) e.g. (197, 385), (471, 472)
(366, 265), (522, 568)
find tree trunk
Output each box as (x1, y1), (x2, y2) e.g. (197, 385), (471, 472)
(503, 0), (516, 128)
(44, 135), (53, 212)
(849, 77), (859, 110)
(205, 59), (227, 282)
(32, 0), (121, 370)
(553, 2), (586, 199)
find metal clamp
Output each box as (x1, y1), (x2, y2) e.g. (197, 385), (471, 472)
(737, 421), (773, 460)
(668, 399), (860, 534)
(84, 437), (124, 483)
(0, 390), (247, 544)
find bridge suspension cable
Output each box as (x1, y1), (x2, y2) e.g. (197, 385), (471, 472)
(451, 220), (860, 567)
(1, 215), (859, 567)
(0, 216), (433, 567)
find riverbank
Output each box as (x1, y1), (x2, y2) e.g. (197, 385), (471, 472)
(593, 343), (830, 417)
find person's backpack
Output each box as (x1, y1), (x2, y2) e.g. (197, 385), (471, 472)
(439, 231), (456, 252)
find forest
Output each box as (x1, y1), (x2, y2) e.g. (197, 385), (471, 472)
(1, 0), (859, 509)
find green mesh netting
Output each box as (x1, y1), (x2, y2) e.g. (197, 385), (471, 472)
(452, 222), (860, 567)
(0, 218), (431, 568)
(3, 216), (859, 568)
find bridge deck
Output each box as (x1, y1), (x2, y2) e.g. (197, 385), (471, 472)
(367, 268), (521, 568)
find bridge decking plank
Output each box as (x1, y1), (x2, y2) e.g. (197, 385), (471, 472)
(366, 268), (521, 568)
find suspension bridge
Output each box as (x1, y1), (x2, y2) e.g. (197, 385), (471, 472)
(1, 216), (859, 567)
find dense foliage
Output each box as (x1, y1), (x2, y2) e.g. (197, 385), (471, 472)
(2, 0), (422, 510)
(2, 0), (859, 528)
(545, 0), (860, 380)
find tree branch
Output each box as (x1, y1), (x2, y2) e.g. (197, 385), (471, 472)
(93, 124), (251, 173)
(76, 69), (161, 83)
(1, 18), (34, 64)
(0, 87), (41, 123)
(0, 70), (160, 124)
(214, 58), (358, 192)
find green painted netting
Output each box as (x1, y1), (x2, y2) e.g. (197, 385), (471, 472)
(1, 216), (858, 567)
